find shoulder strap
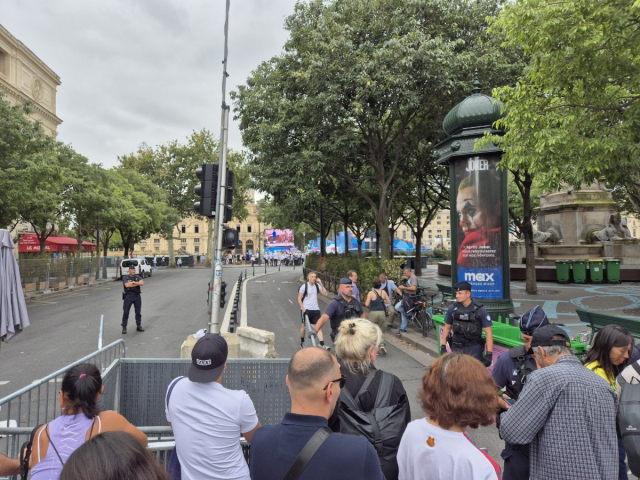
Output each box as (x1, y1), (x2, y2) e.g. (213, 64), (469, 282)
(632, 361), (640, 377)
(302, 283), (308, 301)
(283, 427), (332, 480)
(19, 423), (44, 480)
(45, 424), (65, 467)
(166, 376), (185, 409)
(315, 283), (320, 294)
(374, 371), (394, 408)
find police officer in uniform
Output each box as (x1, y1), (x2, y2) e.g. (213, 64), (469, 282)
(439, 281), (493, 365)
(310, 277), (366, 345)
(492, 306), (548, 480)
(122, 265), (145, 334)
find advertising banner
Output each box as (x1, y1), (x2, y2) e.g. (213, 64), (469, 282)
(454, 156), (503, 299)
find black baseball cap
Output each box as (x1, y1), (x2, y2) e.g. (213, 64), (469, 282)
(529, 325), (571, 351)
(340, 277), (353, 285)
(454, 281), (472, 291)
(188, 334), (228, 383)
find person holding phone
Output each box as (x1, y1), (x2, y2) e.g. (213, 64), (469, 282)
(491, 306), (548, 480)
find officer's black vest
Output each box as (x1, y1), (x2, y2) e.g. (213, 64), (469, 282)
(123, 275), (141, 295)
(451, 301), (483, 343)
(334, 297), (362, 323)
(505, 345), (535, 401)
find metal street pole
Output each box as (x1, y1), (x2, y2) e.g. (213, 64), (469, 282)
(208, 0), (231, 335)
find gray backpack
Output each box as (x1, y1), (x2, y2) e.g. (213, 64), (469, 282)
(618, 362), (640, 476)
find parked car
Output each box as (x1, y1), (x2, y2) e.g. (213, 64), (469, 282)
(119, 257), (152, 279)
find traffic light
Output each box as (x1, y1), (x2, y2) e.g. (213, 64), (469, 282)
(222, 227), (239, 249)
(194, 164), (218, 217)
(220, 281), (227, 308)
(224, 170), (234, 222)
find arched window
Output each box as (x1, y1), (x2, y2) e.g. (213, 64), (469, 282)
(246, 240), (254, 254)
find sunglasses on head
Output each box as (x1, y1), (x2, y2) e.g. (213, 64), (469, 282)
(323, 374), (346, 390)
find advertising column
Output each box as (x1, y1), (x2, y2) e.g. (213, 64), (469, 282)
(454, 156), (504, 299)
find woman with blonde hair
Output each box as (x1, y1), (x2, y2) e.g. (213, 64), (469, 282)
(329, 319), (410, 480)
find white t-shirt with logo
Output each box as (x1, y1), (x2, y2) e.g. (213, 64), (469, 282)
(166, 379), (258, 480)
(298, 282), (321, 310)
(398, 418), (501, 480)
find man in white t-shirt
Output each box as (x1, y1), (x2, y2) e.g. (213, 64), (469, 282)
(166, 334), (261, 480)
(297, 272), (329, 350)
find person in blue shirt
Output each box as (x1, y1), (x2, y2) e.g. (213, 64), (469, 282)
(492, 306), (548, 480)
(440, 281), (493, 364)
(380, 272), (399, 328)
(250, 347), (384, 480)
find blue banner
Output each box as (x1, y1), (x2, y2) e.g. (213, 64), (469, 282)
(457, 266), (503, 299)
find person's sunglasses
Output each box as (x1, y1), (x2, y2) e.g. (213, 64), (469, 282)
(323, 375), (346, 391)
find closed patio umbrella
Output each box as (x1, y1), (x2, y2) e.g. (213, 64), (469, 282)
(0, 229), (30, 344)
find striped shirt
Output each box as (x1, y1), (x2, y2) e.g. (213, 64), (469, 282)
(499, 354), (618, 480)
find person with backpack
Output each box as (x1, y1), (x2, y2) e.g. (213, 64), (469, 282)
(491, 306), (549, 480)
(398, 352), (501, 480)
(584, 324), (633, 480)
(310, 277), (366, 344)
(297, 272), (329, 350)
(26, 364), (147, 480)
(363, 279), (391, 355)
(330, 319), (409, 480)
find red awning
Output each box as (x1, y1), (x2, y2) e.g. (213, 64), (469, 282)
(18, 234), (97, 253)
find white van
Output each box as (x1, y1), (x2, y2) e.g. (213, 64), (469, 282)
(119, 257), (152, 279)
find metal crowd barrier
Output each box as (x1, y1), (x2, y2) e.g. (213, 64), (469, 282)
(18, 257), (102, 292)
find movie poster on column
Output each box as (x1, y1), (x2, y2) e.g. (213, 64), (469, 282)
(455, 156), (503, 299)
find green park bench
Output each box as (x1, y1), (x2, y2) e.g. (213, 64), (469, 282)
(575, 309), (640, 344)
(436, 283), (453, 301)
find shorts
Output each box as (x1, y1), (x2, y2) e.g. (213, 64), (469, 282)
(302, 310), (321, 325)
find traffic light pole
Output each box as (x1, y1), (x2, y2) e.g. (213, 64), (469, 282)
(208, 0), (231, 335)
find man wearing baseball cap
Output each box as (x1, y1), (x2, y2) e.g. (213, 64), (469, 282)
(500, 325), (618, 480)
(165, 334), (261, 480)
(439, 281), (494, 365)
(492, 306), (548, 480)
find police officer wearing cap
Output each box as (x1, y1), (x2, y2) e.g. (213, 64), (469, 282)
(122, 265), (144, 334)
(311, 277), (366, 346)
(491, 306), (548, 480)
(440, 281), (493, 365)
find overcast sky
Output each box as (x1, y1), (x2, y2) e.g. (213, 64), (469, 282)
(1, 0), (297, 168)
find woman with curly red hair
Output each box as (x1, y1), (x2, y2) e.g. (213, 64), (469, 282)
(397, 352), (501, 480)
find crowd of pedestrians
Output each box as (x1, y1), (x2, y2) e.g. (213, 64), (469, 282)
(5, 266), (640, 480)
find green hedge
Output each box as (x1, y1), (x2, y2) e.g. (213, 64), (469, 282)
(305, 253), (404, 289)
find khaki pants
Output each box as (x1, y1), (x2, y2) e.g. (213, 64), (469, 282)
(385, 305), (397, 325)
(368, 310), (387, 347)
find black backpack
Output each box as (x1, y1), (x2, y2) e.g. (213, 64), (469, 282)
(618, 362), (640, 476)
(337, 370), (409, 480)
(300, 283), (320, 302)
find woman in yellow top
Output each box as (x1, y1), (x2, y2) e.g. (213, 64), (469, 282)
(584, 324), (633, 480)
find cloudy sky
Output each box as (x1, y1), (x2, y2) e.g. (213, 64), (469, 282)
(1, 0), (298, 168)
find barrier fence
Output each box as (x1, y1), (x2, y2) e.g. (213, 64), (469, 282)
(18, 257), (103, 292)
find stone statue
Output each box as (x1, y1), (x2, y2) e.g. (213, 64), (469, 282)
(589, 213), (632, 242)
(532, 226), (560, 244)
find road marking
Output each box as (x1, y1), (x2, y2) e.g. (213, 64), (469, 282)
(288, 299), (293, 304)
(29, 300), (58, 305)
(0, 381), (9, 386)
(278, 287), (281, 291)
(255, 281), (267, 283)
(281, 281), (293, 284)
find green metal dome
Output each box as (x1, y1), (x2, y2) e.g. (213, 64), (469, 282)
(442, 77), (504, 136)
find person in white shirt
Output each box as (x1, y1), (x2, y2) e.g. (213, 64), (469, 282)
(397, 352), (501, 480)
(298, 272), (329, 350)
(166, 334), (261, 480)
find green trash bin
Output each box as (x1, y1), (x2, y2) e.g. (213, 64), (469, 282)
(606, 259), (621, 284)
(589, 259), (604, 283)
(571, 260), (587, 284)
(555, 260), (571, 283)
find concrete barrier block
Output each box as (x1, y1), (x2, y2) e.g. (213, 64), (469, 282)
(181, 332), (241, 359)
(180, 334), (198, 359)
(237, 326), (278, 358)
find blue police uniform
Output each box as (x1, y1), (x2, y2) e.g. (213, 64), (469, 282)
(444, 300), (492, 361)
(122, 271), (143, 332)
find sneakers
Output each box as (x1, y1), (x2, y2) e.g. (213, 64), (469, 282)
(380, 346), (387, 356)
(387, 323), (398, 330)
(136, 326), (145, 332)
(300, 342), (306, 349)
(322, 345), (331, 351)
(122, 326), (127, 334)
(396, 329), (407, 337)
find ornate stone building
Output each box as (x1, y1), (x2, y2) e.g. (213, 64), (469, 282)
(0, 24), (62, 136)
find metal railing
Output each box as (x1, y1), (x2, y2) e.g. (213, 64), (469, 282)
(0, 340), (126, 459)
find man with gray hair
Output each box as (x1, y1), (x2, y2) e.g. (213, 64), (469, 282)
(250, 347), (384, 479)
(500, 325), (618, 480)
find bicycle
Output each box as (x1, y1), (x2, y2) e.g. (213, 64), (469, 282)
(397, 290), (430, 338)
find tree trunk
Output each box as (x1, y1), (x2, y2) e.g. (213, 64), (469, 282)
(357, 238), (363, 258)
(521, 172), (537, 294)
(168, 236), (175, 268)
(415, 230), (423, 276)
(388, 227), (395, 259)
(375, 228), (380, 256)
(344, 223), (349, 256)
